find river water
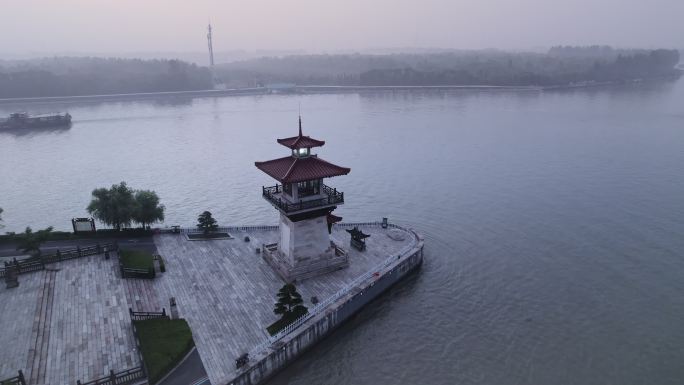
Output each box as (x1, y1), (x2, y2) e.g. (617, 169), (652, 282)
(1, 80), (684, 385)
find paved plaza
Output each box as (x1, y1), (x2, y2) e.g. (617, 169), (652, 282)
(0, 224), (413, 385)
(153, 225), (414, 385)
(0, 256), (141, 385)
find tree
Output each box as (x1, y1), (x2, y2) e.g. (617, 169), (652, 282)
(133, 190), (165, 229)
(197, 211), (218, 235)
(274, 284), (293, 316)
(0, 57), (213, 99)
(16, 226), (53, 257)
(290, 289), (307, 316)
(0, 207), (3, 229)
(87, 182), (136, 230)
(273, 283), (308, 318)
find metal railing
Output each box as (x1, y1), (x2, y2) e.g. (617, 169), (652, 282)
(76, 367), (145, 385)
(1, 243), (117, 278)
(262, 184), (344, 213)
(0, 370), (26, 385)
(129, 308), (168, 321)
(177, 225), (278, 234)
(120, 266), (156, 279)
(249, 222), (418, 356)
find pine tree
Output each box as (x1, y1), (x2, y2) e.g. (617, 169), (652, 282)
(197, 211), (218, 235)
(274, 301), (288, 316)
(290, 286), (304, 314)
(274, 284), (292, 316)
(273, 283), (308, 318)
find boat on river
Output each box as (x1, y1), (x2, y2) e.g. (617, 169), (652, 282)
(0, 112), (72, 130)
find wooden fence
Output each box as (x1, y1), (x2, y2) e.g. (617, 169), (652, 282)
(3, 258), (44, 275)
(129, 308), (168, 321)
(42, 243), (117, 264)
(0, 370), (26, 385)
(76, 367), (145, 385)
(119, 266), (155, 279)
(1, 243), (117, 279)
(120, 266), (156, 279)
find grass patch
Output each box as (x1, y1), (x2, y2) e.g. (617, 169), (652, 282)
(119, 249), (154, 270)
(266, 308), (308, 336)
(134, 318), (195, 384)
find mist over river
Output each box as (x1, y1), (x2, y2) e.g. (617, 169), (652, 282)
(1, 80), (684, 384)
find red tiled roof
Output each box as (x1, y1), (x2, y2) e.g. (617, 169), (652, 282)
(255, 155), (350, 183)
(276, 116), (326, 149)
(277, 135), (325, 149)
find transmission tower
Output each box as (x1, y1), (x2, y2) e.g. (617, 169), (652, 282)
(207, 23), (215, 67)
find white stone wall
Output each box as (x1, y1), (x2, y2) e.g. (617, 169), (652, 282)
(280, 218), (291, 253)
(279, 213), (332, 265)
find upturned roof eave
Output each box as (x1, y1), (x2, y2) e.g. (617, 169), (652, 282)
(276, 136), (326, 150)
(255, 156), (350, 184)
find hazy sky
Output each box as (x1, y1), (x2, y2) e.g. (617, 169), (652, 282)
(1, 0), (681, 54)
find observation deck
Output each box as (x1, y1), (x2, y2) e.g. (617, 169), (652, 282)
(262, 184), (344, 214)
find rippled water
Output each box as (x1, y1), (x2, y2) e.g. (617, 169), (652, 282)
(1, 81), (684, 384)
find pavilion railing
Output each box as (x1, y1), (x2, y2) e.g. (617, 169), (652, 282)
(262, 184), (344, 213)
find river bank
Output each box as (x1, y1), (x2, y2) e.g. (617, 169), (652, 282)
(0, 87), (265, 105)
(0, 84), (540, 106)
(2, 77), (681, 106)
(0, 81), (654, 106)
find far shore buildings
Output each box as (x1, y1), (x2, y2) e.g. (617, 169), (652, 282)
(255, 117), (351, 281)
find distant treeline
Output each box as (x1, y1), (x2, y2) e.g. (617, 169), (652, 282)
(0, 57), (212, 98)
(0, 48), (680, 98)
(216, 46), (682, 87)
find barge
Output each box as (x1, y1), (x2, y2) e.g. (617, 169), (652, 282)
(0, 112), (71, 130)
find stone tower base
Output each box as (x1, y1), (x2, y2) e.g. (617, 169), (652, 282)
(260, 213), (349, 281)
(262, 243), (348, 282)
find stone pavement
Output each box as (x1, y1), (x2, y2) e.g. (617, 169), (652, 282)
(0, 224), (412, 385)
(0, 270), (44, 381)
(153, 225), (413, 385)
(0, 255), (143, 385)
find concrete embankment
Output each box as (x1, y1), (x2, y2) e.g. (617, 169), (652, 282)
(0, 84), (541, 105)
(230, 227), (424, 385)
(1, 78), (677, 106)
(296, 85), (541, 93)
(0, 88), (266, 105)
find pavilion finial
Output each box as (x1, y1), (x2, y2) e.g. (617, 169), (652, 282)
(298, 115), (303, 137)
